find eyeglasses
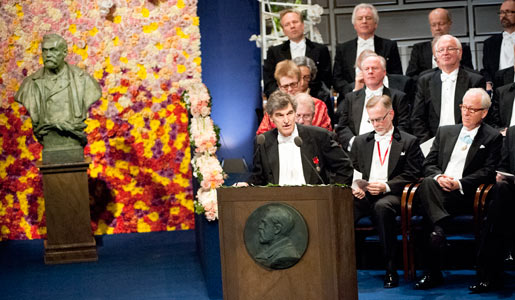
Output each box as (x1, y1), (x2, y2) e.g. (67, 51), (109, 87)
(498, 10), (515, 16)
(436, 47), (460, 54)
(367, 110), (391, 124)
(301, 75), (311, 82)
(459, 104), (485, 114)
(279, 81), (299, 90)
(296, 113), (313, 121)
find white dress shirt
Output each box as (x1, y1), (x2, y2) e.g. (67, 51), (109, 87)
(443, 125), (479, 182)
(290, 39), (306, 60)
(348, 86), (383, 152)
(355, 36), (375, 76)
(439, 68), (459, 127)
(369, 127), (394, 193)
(500, 31), (515, 70)
(278, 125), (306, 185)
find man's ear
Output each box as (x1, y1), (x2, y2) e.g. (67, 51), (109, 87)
(274, 223), (283, 235)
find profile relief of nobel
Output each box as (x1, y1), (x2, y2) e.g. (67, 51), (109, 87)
(15, 33), (101, 164)
(255, 205), (302, 269)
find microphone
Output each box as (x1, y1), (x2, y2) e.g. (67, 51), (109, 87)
(251, 134), (266, 171)
(294, 136), (326, 185)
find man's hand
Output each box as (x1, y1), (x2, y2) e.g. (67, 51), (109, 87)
(233, 182), (249, 187)
(496, 173), (507, 182)
(352, 187), (365, 199)
(367, 182), (386, 195)
(354, 71), (365, 91)
(437, 175), (460, 192)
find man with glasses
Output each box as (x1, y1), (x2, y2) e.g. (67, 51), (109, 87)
(257, 60), (332, 134)
(411, 35), (485, 143)
(336, 54), (409, 152)
(414, 88), (502, 290)
(351, 95), (424, 288)
(333, 3), (402, 97)
(406, 8), (474, 78)
(262, 9), (332, 101)
(482, 0), (515, 91)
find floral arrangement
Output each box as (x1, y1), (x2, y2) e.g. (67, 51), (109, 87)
(0, 0), (204, 240)
(182, 81), (224, 221)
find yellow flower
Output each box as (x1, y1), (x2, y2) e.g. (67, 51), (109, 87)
(142, 22), (159, 34)
(90, 140), (106, 155)
(85, 119), (101, 133)
(193, 57), (201, 66)
(137, 219), (151, 232)
(69, 24), (77, 34)
(170, 206), (180, 215)
(15, 3), (23, 17)
(75, 10), (82, 18)
(192, 17), (200, 26)
(20, 218), (32, 239)
(155, 42), (163, 50)
(113, 16), (121, 24)
(120, 56), (128, 64)
(107, 202), (124, 217)
(177, 64), (186, 73)
(177, 0), (185, 9)
(89, 27), (99, 37)
(180, 146), (191, 174)
(176, 192), (193, 212)
(137, 64), (147, 80)
(148, 212), (159, 222)
(89, 163), (103, 178)
(141, 7), (150, 18)
(173, 174), (190, 188)
(134, 200), (150, 211)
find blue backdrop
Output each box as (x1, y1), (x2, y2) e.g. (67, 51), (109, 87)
(198, 0), (261, 168)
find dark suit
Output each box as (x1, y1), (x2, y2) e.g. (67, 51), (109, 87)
(493, 66), (514, 89)
(489, 82), (515, 129)
(411, 67), (485, 143)
(476, 126), (515, 283)
(482, 33), (503, 83)
(406, 41), (474, 78)
(416, 123), (502, 274)
(262, 39), (332, 98)
(351, 128), (424, 266)
(335, 87), (410, 150)
(250, 124), (353, 186)
(333, 36), (402, 95)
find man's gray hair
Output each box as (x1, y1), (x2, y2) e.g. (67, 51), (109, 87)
(292, 56), (318, 80)
(366, 95), (392, 110)
(266, 90), (297, 116)
(435, 34), (462, 52)
(294, 93), (315, 114)
(351, 3), (379, 25)
(263, 205), (295, 236)
(464, 88), (491, 109)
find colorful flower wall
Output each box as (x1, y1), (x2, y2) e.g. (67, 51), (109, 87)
(0, 0), (202, 240)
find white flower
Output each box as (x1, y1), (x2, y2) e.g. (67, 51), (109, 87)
(306, 5), (324, 24)
(99, 0), (114, 16)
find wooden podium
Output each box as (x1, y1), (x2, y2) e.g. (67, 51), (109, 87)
(217, 186), (357, 300)
(38, 159), (97, 264)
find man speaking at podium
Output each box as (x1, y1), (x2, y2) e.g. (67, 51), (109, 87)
(248, 90), (353, 186)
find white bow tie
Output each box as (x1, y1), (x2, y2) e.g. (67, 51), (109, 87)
(278, 134), (294, 144)
(358, 39), (374, 47)
(503, 31), (515, 41)
(441, 72), (457, 82)
(374, 134), (392, 142)
(366, 89), (382, 100)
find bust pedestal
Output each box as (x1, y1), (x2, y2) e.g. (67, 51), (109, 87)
(37, 158), (97, 264)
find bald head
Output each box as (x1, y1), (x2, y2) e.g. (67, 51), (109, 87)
(429, 8), (452, 37)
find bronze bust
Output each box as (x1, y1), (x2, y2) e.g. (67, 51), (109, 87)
(15, 33), (101, 163)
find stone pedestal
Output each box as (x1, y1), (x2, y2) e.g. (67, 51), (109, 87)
(38, 159), (97, 264)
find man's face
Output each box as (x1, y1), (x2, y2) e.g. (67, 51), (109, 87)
(366, 103), (393, 135)
(361, 56), (386, 89)
(500, 1), (515, 30)
(258, 217), (276, 244)
(429, 10), (451, 37)
(42, 39), (66, 71)
(353, 8), (377, 38)
(298, 66), (311, 93)
(435, 36), (462, 70)
(461, 92), (488, 130)
(281, 12), (305, 42)
(295, 102), (314, 125)
(271, 102), (296, 137)
(278, 76), (300, 95)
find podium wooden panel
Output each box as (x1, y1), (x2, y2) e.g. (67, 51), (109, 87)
(217, 186), (357, 300)
(38, 160), (97, 264)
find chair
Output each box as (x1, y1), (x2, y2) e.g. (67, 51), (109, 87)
(401, 183), (494, 280)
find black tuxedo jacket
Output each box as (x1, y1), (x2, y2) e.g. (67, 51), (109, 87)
(489, 82), (515, 129)
(350, 128), (424, 195)
(494, 66), (514, 89)
(406, 41), (474, 78)
(332, 35), (402, 95)
(499, 126), (515, 174)
(423, 124), (502, 194)
(335, 87), (409, 150)
(262, 39), (332, 97)
(249, 124), (353, 186)
(410, 67), (485, 143)
(482, 33), (503, 83)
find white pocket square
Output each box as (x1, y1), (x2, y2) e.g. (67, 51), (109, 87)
(400, 152), (406, 156)
(480, 145), (486, 149)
